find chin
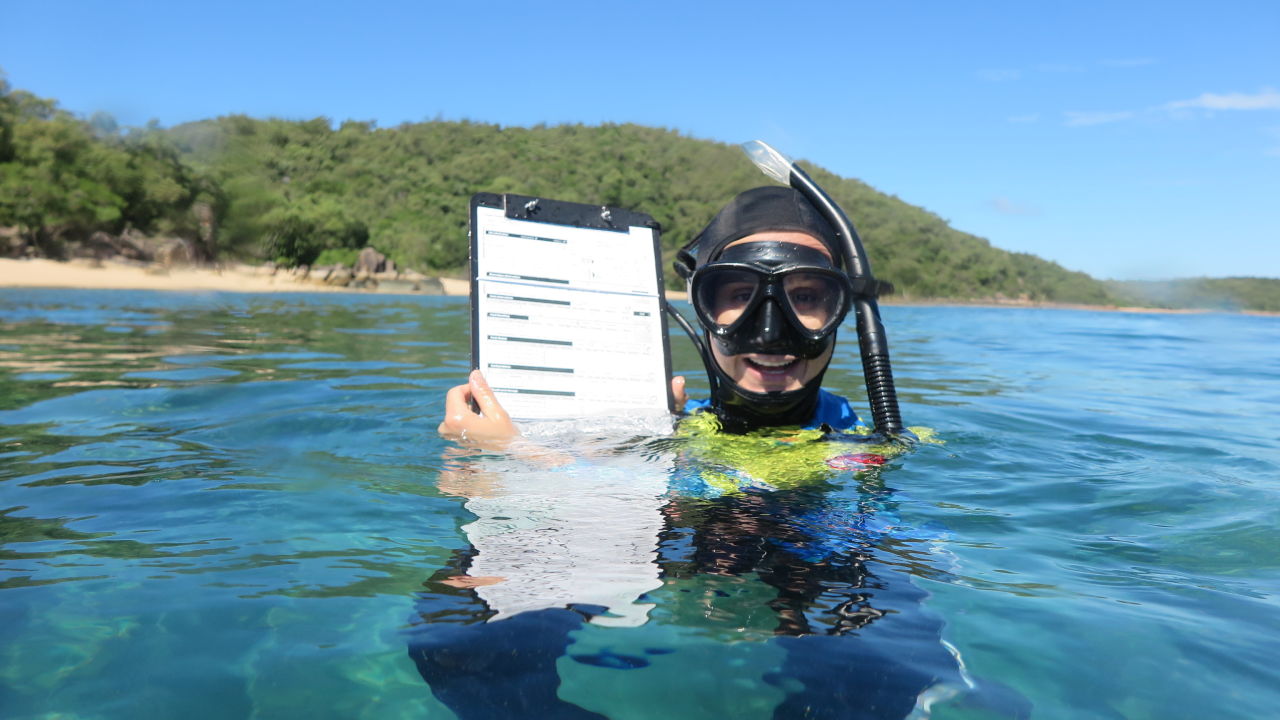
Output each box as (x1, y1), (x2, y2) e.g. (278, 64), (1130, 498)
(734, 355), (810, 393)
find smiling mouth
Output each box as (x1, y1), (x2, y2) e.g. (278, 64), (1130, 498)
(744, 356), (800, 375)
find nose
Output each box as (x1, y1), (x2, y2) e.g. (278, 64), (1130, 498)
(748, 297), (787, 349)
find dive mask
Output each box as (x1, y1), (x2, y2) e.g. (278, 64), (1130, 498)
(690, 241), (851, 358)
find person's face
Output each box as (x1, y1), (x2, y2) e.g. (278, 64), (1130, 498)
(708, 231), (836, 394)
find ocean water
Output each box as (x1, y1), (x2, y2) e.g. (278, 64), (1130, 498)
(1, 288), (1277, 719)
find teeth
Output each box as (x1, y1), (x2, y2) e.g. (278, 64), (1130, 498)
(751, 358), (794, 368)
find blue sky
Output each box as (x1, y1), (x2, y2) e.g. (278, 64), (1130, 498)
(5, 0), (1277, 280)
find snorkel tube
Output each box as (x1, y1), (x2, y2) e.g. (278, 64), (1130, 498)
(741, 141), (905, 435)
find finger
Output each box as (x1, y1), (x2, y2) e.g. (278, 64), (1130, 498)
(443, 382), (474, 418)
(468, 370), (509, 420)
(671, 375), (688, 409)
(439, 384), (476, 437)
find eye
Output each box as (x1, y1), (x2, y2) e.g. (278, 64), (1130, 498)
(717, 282), (755, 307)
(787, 285), (821, 308)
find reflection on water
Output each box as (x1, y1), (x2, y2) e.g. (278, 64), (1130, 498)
(1, 290), (1279, 719)
(408, 427), (977, 719)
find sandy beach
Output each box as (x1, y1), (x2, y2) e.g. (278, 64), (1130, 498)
(0, 258), (471, 296)
(3, 257), (1269, 316)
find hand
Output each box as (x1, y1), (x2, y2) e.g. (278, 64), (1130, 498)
(671, 375), (688, 410)
(438, 370), (519, 443)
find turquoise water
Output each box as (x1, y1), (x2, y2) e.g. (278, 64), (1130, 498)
(1, 288), (1277, 719)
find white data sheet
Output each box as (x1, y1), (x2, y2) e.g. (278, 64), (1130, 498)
(471, 201), (671, 421)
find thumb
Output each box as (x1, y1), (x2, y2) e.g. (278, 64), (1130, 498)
(671, 375), (688, 409)
(469, 370), (509, 420)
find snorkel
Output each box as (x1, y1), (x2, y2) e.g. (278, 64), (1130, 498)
(738, 141), (904, 435)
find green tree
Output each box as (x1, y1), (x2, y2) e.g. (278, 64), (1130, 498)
(262, 195), (368, 266)
(0, 76), (215, 257)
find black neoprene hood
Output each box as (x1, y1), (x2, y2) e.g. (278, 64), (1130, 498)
(676, 186), (847, 432)
(678, 186), (841, 272)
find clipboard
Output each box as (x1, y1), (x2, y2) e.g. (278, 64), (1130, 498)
(469, 193), (674, 422)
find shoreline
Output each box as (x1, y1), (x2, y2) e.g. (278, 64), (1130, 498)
(0, 258), (473, 297)
(1, 258), (1274, 317)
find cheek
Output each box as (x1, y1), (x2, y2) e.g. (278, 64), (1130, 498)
(710, 342), (745, 378)
(802, 346), (836, 383)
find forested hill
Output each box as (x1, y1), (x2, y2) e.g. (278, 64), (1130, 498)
(164, 116), (1116, 303)
(0, 77), (1128, 304)
(1108, 277), (1280, 312)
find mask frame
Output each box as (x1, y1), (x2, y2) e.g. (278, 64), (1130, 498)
(689, 243), (852, 363)
(690, 260), (852, 346)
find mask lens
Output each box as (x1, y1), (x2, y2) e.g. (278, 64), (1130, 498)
(783, 272), (845, 331)
(697, 269), (760, 329)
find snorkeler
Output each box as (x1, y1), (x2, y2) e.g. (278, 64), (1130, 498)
(439, 185), (861, 439)
(424, 180), (1030, 718)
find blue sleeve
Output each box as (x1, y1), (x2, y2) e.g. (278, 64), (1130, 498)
(805, 390), (863, 430)
(683, 391), (862, 430)
(684, 397), (712, 414)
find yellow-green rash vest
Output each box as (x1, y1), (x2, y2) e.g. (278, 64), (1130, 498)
(670, 406), (937, 497)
